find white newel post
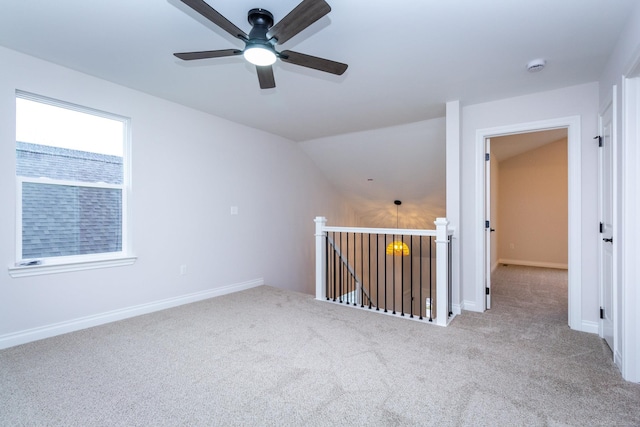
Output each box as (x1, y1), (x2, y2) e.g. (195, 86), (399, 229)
(314, 217), (327, 300)
(434, 218), (449, 326)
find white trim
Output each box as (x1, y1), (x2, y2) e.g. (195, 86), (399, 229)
(446, 100), (462, 319)
(14, 90), (133, 268)
(315, 216), (327, 301)
(18, 176), (123, 190)
(581, 320), (599, 334)
(497, 259), (568, 270)
(323, 225), (455, 236)
(434, 217), (450, 326)
(0, 278), (264, 349)
(475, 116), (582, 330)
(462, 300), (479, 312)
(451, 303), (463, 315)
(8, 255), (137, 278)
(621, 57), (640, 382)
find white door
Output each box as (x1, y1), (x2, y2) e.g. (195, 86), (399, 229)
(599, 98), (614, 351)
(485, 138), (492, 309)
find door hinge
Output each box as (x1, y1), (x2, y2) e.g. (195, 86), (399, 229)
(600, 307), (604, 319)
(594, 135), (602, 147)
(486, 287), (490, 295)
(485, 153), (490, 161)
(599, 222), (603, 233)
(485, 220), (490, 229)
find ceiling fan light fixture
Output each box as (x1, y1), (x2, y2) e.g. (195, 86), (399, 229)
(244, 45), (277, 66)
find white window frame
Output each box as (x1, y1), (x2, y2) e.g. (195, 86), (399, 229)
(9, 91), (135, 278)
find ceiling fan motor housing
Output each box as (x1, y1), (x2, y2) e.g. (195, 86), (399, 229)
(248, 9), (274, 39)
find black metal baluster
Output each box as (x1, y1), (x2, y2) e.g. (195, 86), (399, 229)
(325, 233), (329, 300)
(339, 232), (343, 303)
(343, 232), (347, 304)
(360, 233), (364, 308)
(401, 234), (405, 316)
(392, 233), (395, 314)
(341, 234), (344, 303)
(353, 232), (357, 306)
(333, 231), (339, 302)
(331, 231), (336, 301)
(384, 234), (387, 313)
(376, 234), (380, 311)
(409, 235), (413, 318)
(419, 236), (423, 320)
(368, 234), (372, 309)
(351, 232), (355, 306)
(346, 232), (349, 305)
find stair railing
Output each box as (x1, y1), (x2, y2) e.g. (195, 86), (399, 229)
(315, 217), (454, 326)
(326, 234), (375, 306)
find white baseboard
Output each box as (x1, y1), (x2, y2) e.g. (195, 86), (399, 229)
(580, 320), (599, 334)
(451, 303), (463, 315)
(462, 300), (481, 312)
(0, 278), (263, 350)
(498, 258), (568, 270)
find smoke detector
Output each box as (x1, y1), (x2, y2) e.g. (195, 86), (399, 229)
(527, 58), (546, 72)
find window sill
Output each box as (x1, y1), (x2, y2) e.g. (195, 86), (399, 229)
(8, 255), (137, 278)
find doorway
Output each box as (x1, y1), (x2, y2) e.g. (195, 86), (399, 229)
(487, 129), (568, 312)
(475, 116), (582, 329)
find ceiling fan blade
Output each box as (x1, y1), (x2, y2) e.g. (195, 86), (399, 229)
(256, 65), (276, 89)
(267, 0), (331, 45)
(174, 49), (242, 60)
(180, 0), (248, 40)
(280, 50), (347, 75)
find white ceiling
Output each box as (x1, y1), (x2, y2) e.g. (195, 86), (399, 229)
(0, 0), (636, 143)
(0, 0), (636, 228)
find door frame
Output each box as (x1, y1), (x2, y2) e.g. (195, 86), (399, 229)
(484, 138), (492, 309)
(621, 56), (640, 382)
(475, 116), (581, 329)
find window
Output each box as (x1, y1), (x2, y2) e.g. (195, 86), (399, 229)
(11, 91), (134, 276)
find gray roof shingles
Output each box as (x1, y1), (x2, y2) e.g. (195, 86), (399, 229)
(17, 142), (123, 259)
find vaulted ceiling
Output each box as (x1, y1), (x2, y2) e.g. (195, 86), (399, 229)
(0, 0), (636, 227)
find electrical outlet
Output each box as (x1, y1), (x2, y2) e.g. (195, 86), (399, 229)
(230, 206), (239, 215)
(510, 243), (515, 249)
(180, 265), (187, 276)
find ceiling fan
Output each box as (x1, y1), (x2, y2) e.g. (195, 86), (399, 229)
(174, 0), (348, 89)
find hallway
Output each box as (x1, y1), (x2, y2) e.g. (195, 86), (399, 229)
(491, 264), (568, 323)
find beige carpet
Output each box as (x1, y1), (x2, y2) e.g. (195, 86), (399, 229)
(1, 265), (639, 426)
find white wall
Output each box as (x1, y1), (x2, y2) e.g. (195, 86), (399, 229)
(300, 118), (446, 229)
(598, 2), (640, 383)
(497, 139), (568, 268)
(0, 47), (354, 345)
(460, 83), (599, 326)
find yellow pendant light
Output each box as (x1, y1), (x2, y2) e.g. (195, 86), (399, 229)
(386, 200), (410, 256)
(386, 240), (410, 256)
